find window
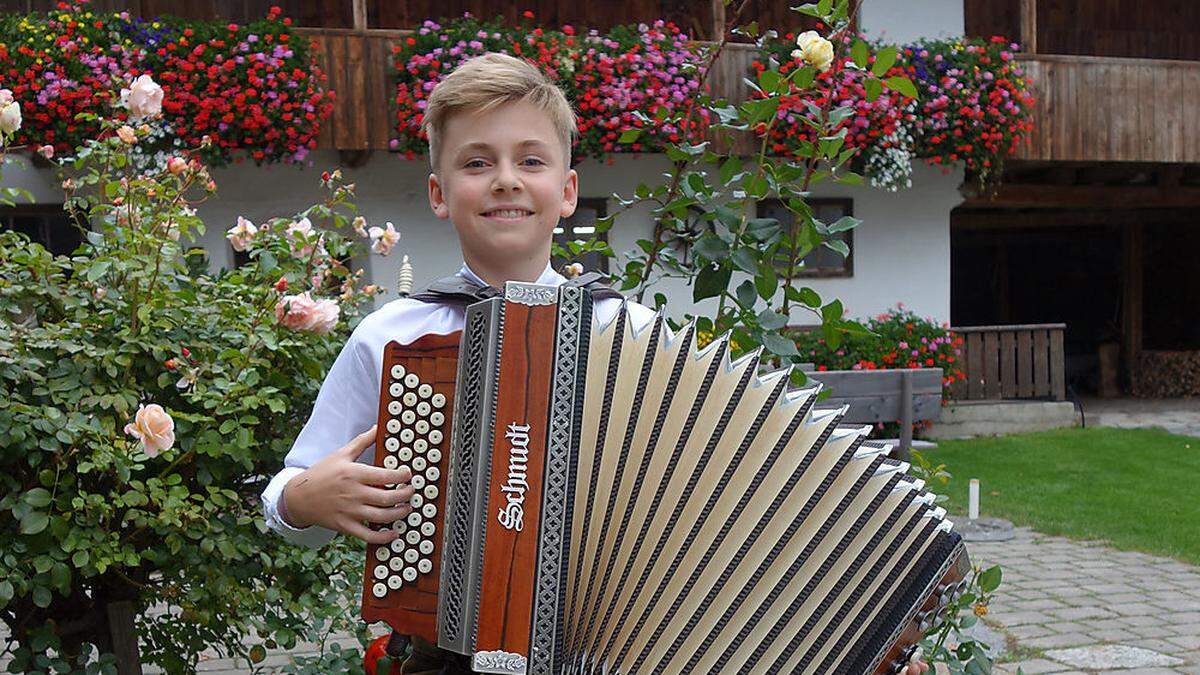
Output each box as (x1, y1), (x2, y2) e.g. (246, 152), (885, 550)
(0, 204), (85, 256)
(756, 198), (854, 278)
(553, 198), (609, 275)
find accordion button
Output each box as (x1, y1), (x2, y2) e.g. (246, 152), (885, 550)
(373, 564), (388, 580)
(415, 420), (430, 435)
(430, 411), (444, 426)
(411, 475), (426, 490)
(431, 393), (446, 409)
(389, 383), (404, 397)
(388, 401), (402, 415)
(413, 439), (428, 453)
(404, 549), (419, 564)
(403, 567), (418, 582)
(428, 430), (443, 445)
(383, 456), (399, 470)
(419, 540), (434, 555)
(422, 503), (437, 519)
(406, 530), (421, 544)
(417, 402), (432, 417)
(404, 373), (420, 388)
(410, 493), (425, 508)
(412, 457), (427, 472)
(423, 485), (438, 500)
(390, 537), (406, 553)
(392, 521), (408, 535)
(420, 522), (436, 537)
(407, 512), (422, 527)
(402, 410), (417, 425)
(400, 429), (415, 443)
(425, 466), (441, 481)
(390, 364), (407, 379)
(375, 547), (390, 562)
(372, 582), (387, 598)
(387, 575), (403, 590)
(403, 392), (418, 406)
(398, 447), (413, 462)
(427, 448), (443, 464)
(417, 559), (433, 574)
(386, 419), (401, 434)
(385, 437), (400, 452)
(389, 556), (405, 572)
(418, 383), (433, 399)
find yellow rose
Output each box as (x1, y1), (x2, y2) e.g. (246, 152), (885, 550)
(792, 30), (835, 73)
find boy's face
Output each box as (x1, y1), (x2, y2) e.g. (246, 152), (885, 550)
(428, 99), (578, 275)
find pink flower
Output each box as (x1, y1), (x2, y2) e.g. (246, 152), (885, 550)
(351, 216), (368, 238)
(167, 156), (187, 175)
(123, 403), (175, 457)
(225, 216), (257, 251)
(369, 221), (401, 256)
(285, 217), (322, 258)
(36, 144), (54, 159)
(275, 292), (340, 334)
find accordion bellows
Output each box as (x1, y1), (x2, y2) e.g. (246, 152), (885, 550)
(364, 282), (969, 675)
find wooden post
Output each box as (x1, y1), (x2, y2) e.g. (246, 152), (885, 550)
(352, 0), (367, 32)
(897, 371), (913, 461)
(1122, 222), (1144, 392)
(106, 600), (141, 675)
(710, 0), (727, 42)
(1019, 0), (1038, 54)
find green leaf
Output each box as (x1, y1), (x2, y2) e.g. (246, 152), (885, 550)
(719, 157), (744, 185)
(618, 129), (642, 144)
(827, 216), (861, 233)
(822, 299), (844, 322)
(0, 581), (12, 608)
(851, 39), (869, 68)
(21, 511), (49, 535)
(693, 263), (731, 303)
(979, 565), (1003, 593)
(692, 235), (729, 261)
(755, 261), (778, 300)
(756, 308), (789, 330)
(885, 75), (918, 99)
(757, 69), (783, 94)
(864, 77), (883, 102)
(823, 238), (850, 259)
(32, 585), (51, 608)
(85, 260), (111, 282)
(735, 280), (757, 309)
(872, 46), (898, 76)
(731, 249), (758, 274)
(23, 488), (52, 508)
(761, 331), (800, 357)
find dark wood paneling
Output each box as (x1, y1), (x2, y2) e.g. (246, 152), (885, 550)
(951, 324), (1066, 401)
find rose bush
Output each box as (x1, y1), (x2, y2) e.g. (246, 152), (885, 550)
(0, 84), (396, 672)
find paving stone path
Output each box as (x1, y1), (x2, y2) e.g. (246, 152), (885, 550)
(968, 526), (1200, 674)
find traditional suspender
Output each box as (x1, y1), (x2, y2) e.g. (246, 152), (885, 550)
(408, 270), (624, 306)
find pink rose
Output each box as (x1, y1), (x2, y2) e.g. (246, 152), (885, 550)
(285, 217), (324, 258)
(121, 74), (163, 118)
(123, 403), (175, 457)
(36, 144), (53, 159)
(116, 125), (137, 144)
(167, 156), (187, 175)
(275, 292), (340, 334)
(226, 216), (257, 251)
(368, 222), (400, 256)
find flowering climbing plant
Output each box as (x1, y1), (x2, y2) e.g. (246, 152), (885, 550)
(0, 2), (333, 166)
(0, 87), (402, 671)
(390, 12), (710, 163)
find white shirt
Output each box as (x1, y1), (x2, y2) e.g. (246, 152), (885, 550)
(260, 261), (656, 547)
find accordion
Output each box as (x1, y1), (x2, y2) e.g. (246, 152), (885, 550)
(361, 282), (970, 675)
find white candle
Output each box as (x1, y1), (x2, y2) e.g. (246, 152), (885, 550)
(968, 478), (980, 521)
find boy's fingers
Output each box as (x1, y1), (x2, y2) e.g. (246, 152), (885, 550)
(345, 521), (397, 545)
(354, 463), (413, 486)
(360, 485), (415, 508)
(340, 426), (378, 457)
(359, 503), (414, 525)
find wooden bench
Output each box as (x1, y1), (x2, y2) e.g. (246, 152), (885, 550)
(799, 365), (944, 459)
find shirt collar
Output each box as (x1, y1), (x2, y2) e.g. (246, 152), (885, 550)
(458, 260), (566, 288)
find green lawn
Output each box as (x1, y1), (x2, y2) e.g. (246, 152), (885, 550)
(922, 427), (1200, 565)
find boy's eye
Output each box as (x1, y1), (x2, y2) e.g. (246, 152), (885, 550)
(464, 159), (487, 168)
(523, 157), (546, 166)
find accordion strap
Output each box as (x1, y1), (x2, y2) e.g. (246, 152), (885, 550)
(408, 270), (623, 306)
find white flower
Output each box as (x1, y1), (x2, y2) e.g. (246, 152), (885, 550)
(369, 222), (401, 256)
(226, 216), (257, 251)
(0, 100), (22, 135)
(352, 215), (368, 238)
(120, 74), (164, 119)
(793, 31), (835, 72)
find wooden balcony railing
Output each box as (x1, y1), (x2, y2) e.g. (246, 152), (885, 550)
(948, 323), (1066, 402)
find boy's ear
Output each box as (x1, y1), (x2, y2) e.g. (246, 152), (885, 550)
(428, 173), (450, 220)
(560, 168), (579, 219)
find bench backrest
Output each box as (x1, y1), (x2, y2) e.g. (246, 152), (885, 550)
(802, 367), (944, 423)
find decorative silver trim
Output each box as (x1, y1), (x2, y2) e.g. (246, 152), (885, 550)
(472, 649), (528, 674)
(505, 281), (558, 306)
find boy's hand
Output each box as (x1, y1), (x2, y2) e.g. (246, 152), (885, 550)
(282, 425), (414, 544)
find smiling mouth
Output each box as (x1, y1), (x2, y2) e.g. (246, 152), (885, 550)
(481, 209), (534, 219)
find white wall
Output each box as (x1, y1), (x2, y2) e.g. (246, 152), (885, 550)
(860, 0), (965, 44)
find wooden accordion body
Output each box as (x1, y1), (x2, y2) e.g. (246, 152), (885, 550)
(363, 282), (971, 675)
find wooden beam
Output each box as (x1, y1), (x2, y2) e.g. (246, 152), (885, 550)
(961, 183), (1200, 209)
(1122, 222), (1144, 390)
(352, 0), (367, 32)
(952, 209), (1200, 229)
(1020, 0), (1038, 54)
(710, 0), (726, 42)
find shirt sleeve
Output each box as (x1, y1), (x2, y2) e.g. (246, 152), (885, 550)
(261, 327), (380, 548)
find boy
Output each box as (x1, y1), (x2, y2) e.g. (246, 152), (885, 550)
(261, 52), (927, 675)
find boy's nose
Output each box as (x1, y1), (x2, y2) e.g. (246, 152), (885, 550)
(491, 164), (523, 192)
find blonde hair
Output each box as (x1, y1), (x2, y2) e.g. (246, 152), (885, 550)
(421, 52), (577, 172)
